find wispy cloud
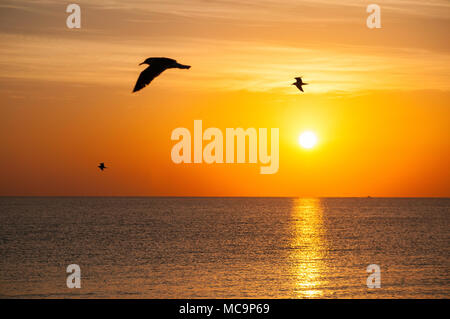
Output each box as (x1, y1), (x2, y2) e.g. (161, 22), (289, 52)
(1, 0), (449, 21)
(0, 0), (448, 94)
(1, 33), (449, 94)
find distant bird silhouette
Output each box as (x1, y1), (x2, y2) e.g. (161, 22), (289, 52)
(98, 163), (107, 171)
(292, 77), (308, 92)
(133, 57), (191, 93)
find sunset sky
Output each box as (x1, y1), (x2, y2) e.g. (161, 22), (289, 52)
(0, 0), (449, 196)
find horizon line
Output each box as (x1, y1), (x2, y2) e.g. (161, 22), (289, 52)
(0, 195), (449, 199)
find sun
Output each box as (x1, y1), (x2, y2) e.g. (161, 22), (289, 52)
(299, 131), (318, 149)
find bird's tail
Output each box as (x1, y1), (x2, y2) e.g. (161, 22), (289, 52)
(176, 63), (191, 69)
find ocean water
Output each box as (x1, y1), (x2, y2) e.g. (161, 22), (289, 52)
(0, 197), (448, 298)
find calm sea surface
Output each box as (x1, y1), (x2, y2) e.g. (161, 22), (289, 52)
(0, 197), (448, 298)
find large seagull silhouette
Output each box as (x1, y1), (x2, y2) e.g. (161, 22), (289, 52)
(133, 57), (191, 93)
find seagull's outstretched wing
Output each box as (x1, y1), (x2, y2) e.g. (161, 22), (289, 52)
(133, 65), (166, 92)
(298, 86), (304, 92)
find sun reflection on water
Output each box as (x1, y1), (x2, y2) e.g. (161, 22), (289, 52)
(290, 198), (328, 298)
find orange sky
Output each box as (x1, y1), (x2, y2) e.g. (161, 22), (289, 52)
(0, 0), (449, 196)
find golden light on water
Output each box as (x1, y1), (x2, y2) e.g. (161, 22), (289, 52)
(290, 198), (328, 298)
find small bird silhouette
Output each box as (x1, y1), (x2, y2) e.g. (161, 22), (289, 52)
(133, 57), (191, 93)
(292, 77), (308, 92)
(98, 163), (107, 171)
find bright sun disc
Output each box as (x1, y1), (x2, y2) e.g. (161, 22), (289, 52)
(299, 131), (317, 149)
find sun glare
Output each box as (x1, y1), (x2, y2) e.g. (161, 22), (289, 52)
(299, 131), (318, 149)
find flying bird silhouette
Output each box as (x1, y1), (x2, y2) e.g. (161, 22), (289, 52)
(98, 163), (107, 171)
(292, 77), (308, 92)
(133, 57), (191, 93)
